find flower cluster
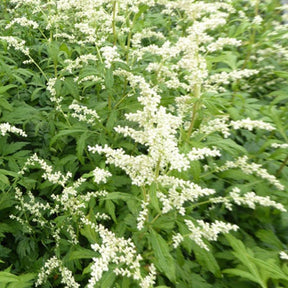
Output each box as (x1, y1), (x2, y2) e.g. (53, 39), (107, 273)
(280, 251), (288, 260)
(0, 123), (27, 137)
(6, 17), (39, 29)
(157, 175), (216, 215)
(230, 118), (275, 131)
(174, 219), (238, 251)
(69, 101), (100, 124)
(81, 219), (156, 288)
(229, 187), (286, 212)
(211, 187), (286, 213)
(217, 156), (284, 190)
(0, 36), (29, 55)
(137, 196), (150, 231)
(19, 154), (72, 187)
(36, 256), (79, 288)
(271, 143), (288, 149)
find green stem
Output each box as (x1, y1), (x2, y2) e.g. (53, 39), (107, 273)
(112, 1), (117, 46)
(141, 186), (147, 202)
(242, 0), (259, 69)
(186, 84), (201, 140)
(276, 155), (288, 177)
(28, 55), (48, 81)
(150, 213), (161, 225)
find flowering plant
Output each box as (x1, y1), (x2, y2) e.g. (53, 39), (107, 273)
(0, 0), (287, 287)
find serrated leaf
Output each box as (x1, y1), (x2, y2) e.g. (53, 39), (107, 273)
(105, 200), (117, 223)
(0, 193), (15, 210)
(80, 225), (98, 244)
(193, 244), (221, 278)
(274, 71), (288, 79)
(150, 182), (161, 213)
(50, 129), (85, 146)
(222, 269), (261, 284)
(149, 229), (176, 283)
(0, 98), (13, 111)
(255, 230), (284, 250)
(0, 84), (17, 94)
(0, 174), (9, 185)
(104, 192), (136, 201)
(105, 68), (114, 89)
(207, 136), (246, 154)
(0, 272), (18, 283)
(76, 131), (89, 164)
(225, 234), (266, 287)
(68, 248), (97, 260)
(251, 258), (288, 281)
(0, 169), (19, 178)
(101, 270), (116, 288)
(8, 274), (35, 288)
(106, 110), (117, 131)
(1, 142), (27, 156)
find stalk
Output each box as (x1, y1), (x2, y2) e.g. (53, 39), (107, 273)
(276, 155), (288, 177)
(112, 1), (117, 46)
(186, 84), (201, 140)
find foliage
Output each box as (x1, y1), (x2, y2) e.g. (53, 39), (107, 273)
(0, 0), (287, 287)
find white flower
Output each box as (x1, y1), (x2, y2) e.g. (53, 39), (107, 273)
(252, 15), (263, 26)
(137, 197), (150, 230)
(172, 233), (184, 248)
(69, 101), (100, 124)
(280, 251), (288, 260)
(0, 123), (27, 137)
(0, 36), (29, 55)
(92, 167), (112, 184)
(6, 17), (39, 29)
(100, 46), (122, 69)
(217, 156), (284, 190)
(229, 187), (286, 212)
(36, 256), (79, 288)
(271, 143), (288, 149)
(184, 219), (238, 250)
(187, 147), (221, 161)
(207, 37), (241, 52)
(231, 118), (275, 131)
(85, 221), (155, 288)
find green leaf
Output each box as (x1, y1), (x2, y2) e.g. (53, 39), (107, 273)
(104, 192), (137, 201)
(0, 193), (15, 210)
(68, 247), (97, 260)
(251, 258), (288, 281)
(8, 273), (35, 288)
(100, 270), (116, 288)
(0, 169), (19, 178)
(223, 268), (262, 283)
(0, 272), (18, 283)
(0, 174), (9, 185)
(255, 229), (284, 250)
(1, 142), (27, 156)
(50, 129), (86, 147)
(207, 136), (246, 154)
(0, 97), (13, 111)
(0, 84), (17, 94)
(193, 244), (221, 278)
(225, 234), (267, 287)
(149, 229), (176, 283)
(76, 131), (89, 163)
(105, 200), (117, 223)
(150, 182), (161, 213)
(274, 71), (288, 79)
(105, 68), (114, 89)
(106, 110), (117, 131)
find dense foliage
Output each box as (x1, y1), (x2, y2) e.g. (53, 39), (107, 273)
(0, 0), (288, 287)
